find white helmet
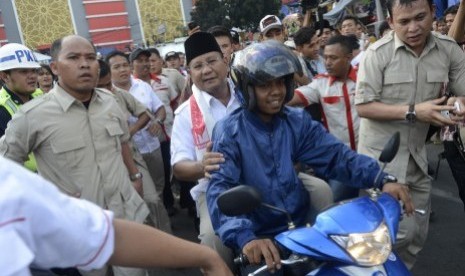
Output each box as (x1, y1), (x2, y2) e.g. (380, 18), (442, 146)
(0, 43), (40, 71)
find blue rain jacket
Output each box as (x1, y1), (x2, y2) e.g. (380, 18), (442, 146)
(207, 107), (385, 250)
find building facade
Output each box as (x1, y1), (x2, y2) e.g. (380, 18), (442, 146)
(0, 0), (193, 54)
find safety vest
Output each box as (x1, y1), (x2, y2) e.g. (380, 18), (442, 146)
(0, 87), (43, 171)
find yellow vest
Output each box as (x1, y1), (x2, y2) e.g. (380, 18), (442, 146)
(0, 87), (43, 171)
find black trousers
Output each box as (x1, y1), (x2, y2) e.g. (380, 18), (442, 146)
(444, 141), (465, 210)
(160, 141), (174, 208)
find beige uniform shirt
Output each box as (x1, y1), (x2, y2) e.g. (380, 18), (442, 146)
(112, 85), (148, 118)
(356, 31), (465, 182)
(162, 67), (186, 95)
(0, 85), (149, 222)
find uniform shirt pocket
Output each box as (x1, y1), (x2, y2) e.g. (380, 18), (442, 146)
(51, 136), (86, 168)
(427, 71), (448, 99)
(383, 71), (414, 101)
(106, 122), (124, 152)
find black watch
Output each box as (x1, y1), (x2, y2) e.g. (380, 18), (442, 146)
(130, 172), (143, 181)
(405, 104), (416, 123)
(382, 174), (398, 186)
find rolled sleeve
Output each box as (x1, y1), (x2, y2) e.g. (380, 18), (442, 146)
(355, 48), (383, 105)
(296, 82), (320, 106)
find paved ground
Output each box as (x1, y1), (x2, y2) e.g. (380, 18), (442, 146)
(149, 143), (465, 276)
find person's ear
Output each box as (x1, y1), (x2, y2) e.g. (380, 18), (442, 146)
(0, 71), (8, 83)
(388, 16), (394, 30)
(50, 61), (59, 76)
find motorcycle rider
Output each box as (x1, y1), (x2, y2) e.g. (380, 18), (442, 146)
(206, 40), (414, 273)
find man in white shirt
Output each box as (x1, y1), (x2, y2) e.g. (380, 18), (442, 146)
(106, 50), (168, 225)
(0, 155), (232, 276)
(171, 32), (241, 269)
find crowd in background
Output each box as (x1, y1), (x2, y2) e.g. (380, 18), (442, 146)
(1, 0), (465, 275)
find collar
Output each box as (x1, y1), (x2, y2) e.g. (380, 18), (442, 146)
(328, 66), (357, 86)
(192, 78), (237, 108)
(393, 32), (436, 56)
(53, 84), (98, 112)
(2, 85), (29, 105)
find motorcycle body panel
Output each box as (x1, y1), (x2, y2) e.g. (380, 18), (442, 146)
(274, 193), (409, 275)
(306, 252), (409, 275)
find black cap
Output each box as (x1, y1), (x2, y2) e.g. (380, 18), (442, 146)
(129, 48), (151, 63)
(184, 32), (222, 65)
(165, 51), (179, 60)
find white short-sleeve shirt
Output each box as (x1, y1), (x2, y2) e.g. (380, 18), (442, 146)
(0, 156), (114, 275)
(295, 68), (359, 150)
(170, 79), (240, 200)
(129, 77), (164, 153)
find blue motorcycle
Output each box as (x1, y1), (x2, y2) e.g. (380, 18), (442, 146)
(218, 132), (417, 276)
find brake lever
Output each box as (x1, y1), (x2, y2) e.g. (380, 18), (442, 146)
(247, 257), (309, 276)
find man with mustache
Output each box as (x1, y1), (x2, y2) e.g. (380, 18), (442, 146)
(0, 35), (150, 276)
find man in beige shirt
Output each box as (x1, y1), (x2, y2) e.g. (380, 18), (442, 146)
(0, 35), (149, 276)
(97, 59), (172, 234)
(355, 0), (465, 269)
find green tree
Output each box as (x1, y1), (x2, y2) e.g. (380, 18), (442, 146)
(191, 0), (282, 31)
(190, 0), (230, 30)
(227, 0), (281, 30)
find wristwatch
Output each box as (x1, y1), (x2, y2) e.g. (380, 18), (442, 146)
(382, 174), (398, 186)
(405, 104), (416, 123)
(130, 172), (143, 181)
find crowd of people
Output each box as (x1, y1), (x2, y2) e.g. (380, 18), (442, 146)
(1, 0), (465, 275)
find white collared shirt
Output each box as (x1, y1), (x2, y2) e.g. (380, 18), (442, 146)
(170, 79), (241, 200)
(0, 156), (114, 274)
(128, 77), (164, 154)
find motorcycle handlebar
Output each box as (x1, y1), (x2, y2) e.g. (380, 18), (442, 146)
(234, 253), (250, 267)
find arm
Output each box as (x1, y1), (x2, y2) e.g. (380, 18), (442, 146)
(109, 219), (232, 275)
(356, 98), (456, 126)
(355, 47), (456, 126)
(206, 123), (281, 271)
(173, 160), (205, 181)
(7, 158), (231, 275)
(120, 91), (151, 137)
(295, 111), (413, 211)
(287, 84), (318, 107)
(448, 0), (465, 42)
(129, 112), (150, 137)
(121, 142), (143, 196)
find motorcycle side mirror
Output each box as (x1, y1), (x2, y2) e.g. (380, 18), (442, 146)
(217, 185), (262, 216)
(379, 132), (400, 163)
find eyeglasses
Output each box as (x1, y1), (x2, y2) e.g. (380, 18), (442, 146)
(189, 56), (222, 72)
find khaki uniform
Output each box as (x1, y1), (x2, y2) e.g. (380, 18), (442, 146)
(0, 85), (150, 276)
(356, 31), (465, 268)
(0, 85), (148, 221)
(112, 86), (172, 233)
(162, 67), (186, 95)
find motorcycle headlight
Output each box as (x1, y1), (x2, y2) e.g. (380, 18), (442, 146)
(330, 222), (392, 266)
